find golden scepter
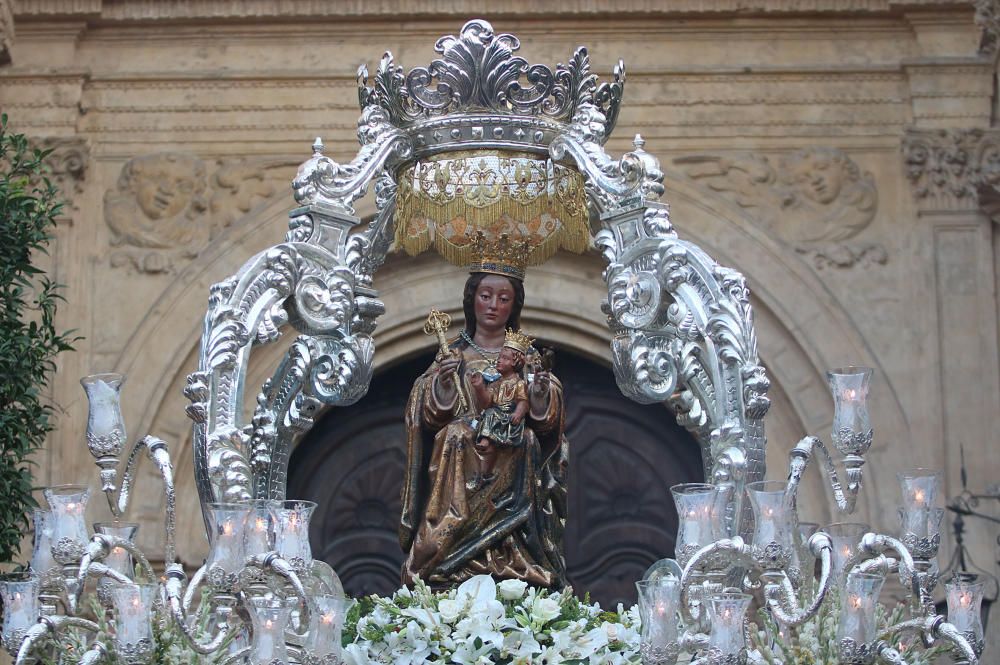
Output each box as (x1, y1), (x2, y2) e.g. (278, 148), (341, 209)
(423, 308), (469, 413)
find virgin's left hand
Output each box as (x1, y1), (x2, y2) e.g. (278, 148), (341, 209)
(530, 370), (551, 396)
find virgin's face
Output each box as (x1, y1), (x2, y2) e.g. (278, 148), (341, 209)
(474, 274), (515, 335)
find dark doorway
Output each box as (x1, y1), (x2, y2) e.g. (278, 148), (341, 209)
(287, 345), (703, 608)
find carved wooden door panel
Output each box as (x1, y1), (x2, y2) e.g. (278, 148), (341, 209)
(287, 350), (703, 607)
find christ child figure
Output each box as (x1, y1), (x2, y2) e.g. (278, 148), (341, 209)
(468, 328), (533, 490)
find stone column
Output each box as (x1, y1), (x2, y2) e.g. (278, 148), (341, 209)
(902, 128), (1000, 589)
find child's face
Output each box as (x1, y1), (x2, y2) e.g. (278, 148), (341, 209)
(497, 347), (519, 374)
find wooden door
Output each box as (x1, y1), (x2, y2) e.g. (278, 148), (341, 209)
(287, 348), (703, 607)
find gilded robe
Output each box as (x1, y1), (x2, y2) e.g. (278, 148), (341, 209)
(399, 340), (568, 588)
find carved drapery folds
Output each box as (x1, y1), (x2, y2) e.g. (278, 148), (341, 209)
(675, 147), (883, 269)
(189, 20), (770, 532)
(104, 153), (295, 273)
(902, 128), (1000, 215)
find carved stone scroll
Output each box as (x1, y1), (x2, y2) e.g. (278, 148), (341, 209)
(902, 128), (1000, 213)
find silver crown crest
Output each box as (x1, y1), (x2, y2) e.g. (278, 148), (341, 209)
(357, 19), (625, 156)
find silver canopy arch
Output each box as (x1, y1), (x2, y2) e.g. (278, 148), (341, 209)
(184, 19), (770, 537)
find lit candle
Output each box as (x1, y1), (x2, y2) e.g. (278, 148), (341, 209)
(269, 501), (317, 566)
(946, 576), (984, 645)
(111, 583), (155, 661)
(248, 598), (290, 665)
(837, 573), (883, 648)
(0, 573), (40, 648)
(635, 579), (680, 656)
(670, 484), (720, 567)
(824, 522), (869, 583)
(708, 593), (751, 656)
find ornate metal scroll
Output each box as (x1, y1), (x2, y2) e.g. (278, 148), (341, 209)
(187, 122), (405, 507)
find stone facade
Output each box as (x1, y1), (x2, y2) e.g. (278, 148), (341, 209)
(2, 0), (998, 637)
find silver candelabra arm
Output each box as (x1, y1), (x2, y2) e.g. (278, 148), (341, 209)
(853, 533), (922, 607)
(76, 641), (109, 665)
(763, 533), (833, 627)
(787, 435), (864, 514)
(68, 533), (155, 615)
(244, 552), (314, 628)
(16, 616), (100, 665)
(103, 436), (177, 565)
(164, 564), (240, 655)
(880, 616), (979, 665)
(679, 537), (751, 626)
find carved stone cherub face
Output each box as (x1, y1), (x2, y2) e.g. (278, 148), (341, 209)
(127, 153), (205, 221)
(786, 148), (853, 205)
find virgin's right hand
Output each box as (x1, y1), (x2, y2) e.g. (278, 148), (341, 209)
(436, 350), (461, 385)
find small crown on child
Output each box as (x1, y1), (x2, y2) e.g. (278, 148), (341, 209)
(503, 328), (534, 354)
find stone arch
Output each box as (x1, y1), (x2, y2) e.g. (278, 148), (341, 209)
(121, 172), (903, 563)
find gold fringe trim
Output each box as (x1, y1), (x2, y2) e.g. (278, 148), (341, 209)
(393, 150), (591, 268)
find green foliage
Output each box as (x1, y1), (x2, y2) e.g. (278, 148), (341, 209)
(0, 113), (77, 563)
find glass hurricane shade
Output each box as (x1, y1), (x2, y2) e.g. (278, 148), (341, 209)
(248, 597), (291, 665)
(43, 485), (91, 551)
(269, 501), (317, 566)
(837, 572), (884, 646)
(205, 503), (251, 574)
(636, 578), (680, 655)
(824, 522), (870, 582)
(897, 469), (942, 537)
(306, 595), (355, 659)
(670, 483), (721, 567)
(826, 367), (873, 456)
(708, 593), (752, 656)
(244, 501), (274, 557)
(111, 582), (155, 662)
(946, 576), (985, 644)
(80, 373), (126, 455)
(746, 480), (795, 568)
(0, 573), (40, 652)
(29, 509), (57, 575)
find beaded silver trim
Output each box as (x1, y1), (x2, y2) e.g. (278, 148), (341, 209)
(301, 654), (346, 665)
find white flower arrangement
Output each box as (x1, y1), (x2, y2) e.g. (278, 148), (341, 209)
(342, 575), (643, 665)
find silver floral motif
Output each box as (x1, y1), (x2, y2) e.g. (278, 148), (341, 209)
(902, 532), (941, 560)
(2, 628), (27, 657)
(85, 429), (124, 459)
(752, 542), (793, 570)
(115, 638), (153, 665)
(838, 637), (878, 665)
(640, 640), (679, 665)
(52, 537), (86, 565)
(701, 647), (748, 665)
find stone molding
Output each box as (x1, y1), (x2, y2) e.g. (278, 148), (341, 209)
(902, 127), (1000, 213)
(10, 0), (975, 19)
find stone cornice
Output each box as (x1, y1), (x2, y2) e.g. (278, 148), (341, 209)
(11, 0), (976, 20)
(902, 127), (1000, 213)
